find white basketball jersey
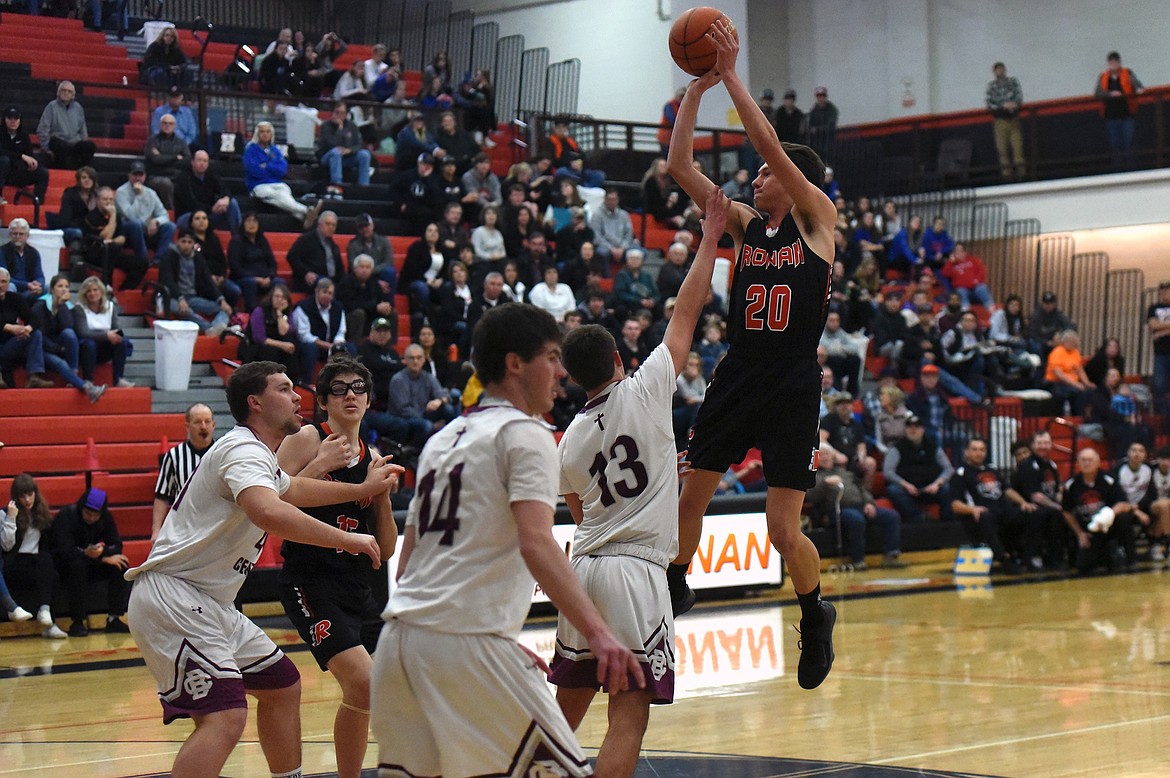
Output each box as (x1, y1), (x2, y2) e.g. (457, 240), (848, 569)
(126, 426), (291, 605)
(558, 344), (679, 565)
(387, 400), (559, 638)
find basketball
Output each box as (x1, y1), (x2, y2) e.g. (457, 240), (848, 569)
(669, 7), (737, 77)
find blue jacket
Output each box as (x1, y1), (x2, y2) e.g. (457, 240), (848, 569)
(244, 141), (289, 191)
(921, 227), (954, 259)
(0, 243), (44, 295)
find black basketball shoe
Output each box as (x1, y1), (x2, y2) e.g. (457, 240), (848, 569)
(796, 600), (836, 690)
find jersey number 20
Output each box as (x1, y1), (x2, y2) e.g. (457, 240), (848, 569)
(744, 284), (791, 331)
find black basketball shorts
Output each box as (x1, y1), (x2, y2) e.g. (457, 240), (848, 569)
(278, 572), (383, 670)
(687, 351), (823, 491)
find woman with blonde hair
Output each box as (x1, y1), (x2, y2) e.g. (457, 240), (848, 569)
(2, 474), (65, 638)
(243, 120), (321, 228)
(875, 384), (913, 453)
(73, 276), (133, 387)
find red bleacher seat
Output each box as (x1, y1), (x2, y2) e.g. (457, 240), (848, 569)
(0, 387), (152, 416)
(0, 442), (158, 477)
(0, 414), (186, 445)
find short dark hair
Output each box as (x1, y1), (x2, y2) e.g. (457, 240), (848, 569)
(563, 324), (617, 392)
(780, 142), (826, 188)
(1107, 51), (1121, 62)
(1156, 446), (1170, 459)
(966, 436), (987, 449)
(315, 355), (372, 406)
(471, 303), (561, 385)
(226, 361), (287, 423)
(1011, 439), (1032, 456)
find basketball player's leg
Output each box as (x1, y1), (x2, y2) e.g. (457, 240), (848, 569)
(250, 682), (303, 775)
(327, 646), (374, 778)
(556, 686), (597, 729)
(595, 688), (654, 777)
(676, 468), (726, 562)
(171, 708), (248, 778)
(765, 486), (821, 591)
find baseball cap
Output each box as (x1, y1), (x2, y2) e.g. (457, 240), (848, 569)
(886, 288), (904, 300)
(84, 487), (107, 511)
(761, 88), (774, 100)
(440, 156), (457, 167)
(1041, 291), (1057, 303)
(906, 414), (924, 426)
(129, 160), (146, 174)
(833, 391), (853, 404)
(371, 317), (393, 331)
(168, 85), (183, 96)
(815, 86), (828, 96)
(354, 213), (373, 227)
(921, 364), (940, 375)
(3, 106), (20, 120)
(783, 89), (797, 100)
(417, 152), (435, 165)
(916, 302), (934, 314)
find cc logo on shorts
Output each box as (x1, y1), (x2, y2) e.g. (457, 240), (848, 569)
(182, 668), (213, 701)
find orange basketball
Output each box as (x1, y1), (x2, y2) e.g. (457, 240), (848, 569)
(669, 7), (737, 77)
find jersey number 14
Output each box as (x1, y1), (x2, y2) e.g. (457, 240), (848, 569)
(416, 463), (463, 545)
(744, 284), (792, 331)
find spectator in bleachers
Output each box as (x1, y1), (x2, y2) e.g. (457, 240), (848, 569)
(612, 248), (657, 319)
(157, 229), (233, 335)
(290, 46), (327, 99)
(1046, 329), (1094, 415)
(227, 212), (278, 312)
(1148, 281), (1170, 414)
(175, 150), (241, 232)
(1089, 367), (1152, 460)
(395, 114), (444, 172)
(417, 75), (455, 112)
(673, 351), (706, 450)
(821, 392), (878, 491)
(244, 120), (322, 229)
(470, 205), (507, 283)
(545, 178), (585, 233)
(885, 214), (923, 277)
(951, 437), (1038, 574)
(435, 155), (471, 207)
(1027, 291), (1075, 358)
(143, 26), (188, 88)
(1085, 336), (1126, 387)
(150, 87), (198, 147)
(36, 81), (95, 169)
(941, 310), (1001, 398)
(2, 473), (66, 638)
(773, 89), (805, 143)
(1063, 447), (1136, 573)
(416, 323), (458, 389)
(467, 270), (506, 335)
(689, 319), (725, 379)
(31, 274), (105, 402)
(1095, 52), (1144, 170)
(657, 242), (691, 305)
(1143, 447), (1170, 561)
(58, 165), (98, 245)
(357, 315), (404, 402)
(264, 28), (294, 58)
(51, 487), (130, 637)
(191, 212), (237, 308)
(423, 51), (452, 90)
(527, 264), (576, 322)
(435, 111), (480, 174)
(437, 202), (471, 263)
(820, 310), (861, 392)
(458, 69), (497, 145)
(874, 385), (913, 454)
(287, 209), (345, 293)
(809, 444), (904, 570)
(433, 260), (473, 353)
(259, 41), (295, 96)
(883, 414), (954, 523)
(316, 98), (371, 192)
(389, 152), (444, 236)
(807, 86), (838, 154)
(363, 43), (390, 86)
(347, 213), (395, 294)
(400, 221), (447, 316)
(989, 293), (1033, 353)
(920, 216), (955, 270)
(0, 267), (54, 389)
(383, 343), (455, 447)
(615, 317), (648, 375)
(293, 276), (352, 384)
(986, 62), (1026, 180)
(721, 167), (753, 205)
(114, 160), (175, 269)
(871, 289), (910, 364)
(852, 211), (885, 270)
(74, 275), (132, 387)
(590, 189), (636, 270)
(151, 402), (215, 540)
(822, 166), (840, 202)
(546, 118), (583, 169)
(83, 0), (127, 38)
(934, 291), (965, 333)
(501, 260), (527, 303)
(565, 240), (602, 286)
(832, 228), (862, 278)
(143, 113), (190, 210)
(337, 253), (394, 342)
(244, 282), (299, 374)
(0, 107), (49, 206)
(940, 243), (994, 308)
(513, 230), (552, 291)
(1, 218), (43, 302)
(642, 158), (688, 229)
(1115, 442), (1153, 533)
(315, 32), (348, 90)
(1011, 430), (1068, 569)
(906, 364), (967, 456)
(461, 152), (502, 221)
(333, 60), (370, 104)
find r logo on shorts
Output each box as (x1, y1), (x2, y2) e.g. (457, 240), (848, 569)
(311, 619), (332, 647)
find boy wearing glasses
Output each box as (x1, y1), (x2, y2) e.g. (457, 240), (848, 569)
(275, 356), (399, 778)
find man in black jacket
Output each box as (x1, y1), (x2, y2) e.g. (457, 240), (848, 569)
(143, 113), (191, 209)
(51, 487), (131, 637)
(317, 99), (371, 188)
(174, 150), (241, 231)
(0, 267), (54, 388)
(286, 210), (345, 292)
(388, 153), (444, 236)
(0, 107), (49, 204)
(883, 415), (954, 522)
(337, 253), (393, 341)
(157, 230), (233, 334)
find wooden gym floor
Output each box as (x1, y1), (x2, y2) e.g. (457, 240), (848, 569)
(2, 552), (1168, 777)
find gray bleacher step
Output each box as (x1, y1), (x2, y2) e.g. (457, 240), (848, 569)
(151, 386), (231, 412)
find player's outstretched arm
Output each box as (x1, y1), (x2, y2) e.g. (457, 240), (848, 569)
(283, 454), (403, 507)
(238, 485), (382, 567)
(370, 446), (399, 560)
(708, 21), (835, 230)
(513, 499), (645, 693)
(665, 71), (721, 210)
(663, 187), (729, 375)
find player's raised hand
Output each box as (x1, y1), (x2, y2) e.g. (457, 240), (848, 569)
(590, 628), (646, 694)
(342, 532), (382, 568)
(689, 65), (722, 95)
(364, 453), (405, 495)
(315, 432), (353, 472)
(708, 17), (739, 76)
(701, 187), (730, 238)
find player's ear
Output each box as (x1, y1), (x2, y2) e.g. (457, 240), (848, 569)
(505, 351), (524, 376)
(612, 351), (624, 371)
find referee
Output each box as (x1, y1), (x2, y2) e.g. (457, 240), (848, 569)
(151, 403), (216, 540)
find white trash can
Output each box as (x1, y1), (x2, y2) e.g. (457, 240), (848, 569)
(28, 229), (65, 285)
(154, 320), (201, 391)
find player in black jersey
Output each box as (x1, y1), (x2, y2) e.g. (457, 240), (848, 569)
(276, 356), (399, 778)
(665, 21), (837, 690)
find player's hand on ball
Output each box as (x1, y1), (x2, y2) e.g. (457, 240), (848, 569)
(344, 533), (382, 568)
(708, 18), (739, 75)
(365, 453), (405, 495)
(590, 628), (646, 694)
(701, 187), (730, 238)
(316, 432), (353, 472)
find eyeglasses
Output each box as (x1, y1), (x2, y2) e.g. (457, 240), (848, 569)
(328, 380), (368, 396)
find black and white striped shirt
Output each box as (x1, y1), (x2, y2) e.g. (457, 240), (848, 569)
(154, 441), (209, 504)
